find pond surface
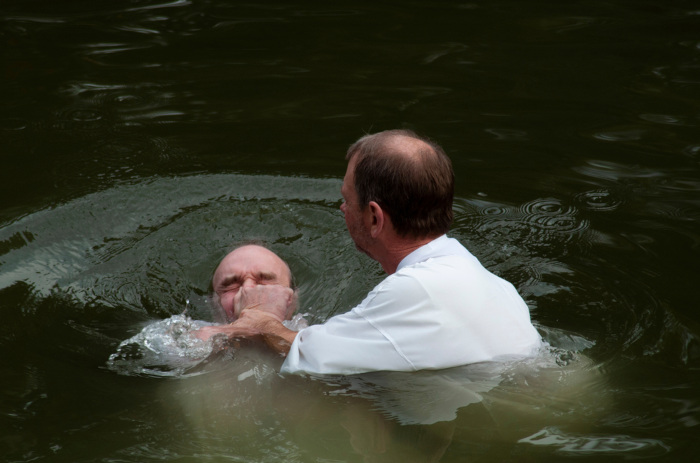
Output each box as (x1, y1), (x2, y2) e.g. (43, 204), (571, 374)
(1, 1), (699, 461)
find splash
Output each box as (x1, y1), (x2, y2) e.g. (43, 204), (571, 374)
(107, 310), (310, 378)
(107, 314), (217, 377)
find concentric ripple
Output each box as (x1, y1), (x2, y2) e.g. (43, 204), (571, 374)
(574, 189), (623, 212)
(519, 198), (589, 238)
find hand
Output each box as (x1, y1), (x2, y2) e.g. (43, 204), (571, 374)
(235, 307), (282, 330)
(234, 284), (297, 322)
(235, 309), (298, 355)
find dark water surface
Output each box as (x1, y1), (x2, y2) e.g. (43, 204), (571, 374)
(2, 1), (699, 461)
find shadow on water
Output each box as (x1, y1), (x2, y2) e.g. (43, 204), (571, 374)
(2, 173), (696, 461)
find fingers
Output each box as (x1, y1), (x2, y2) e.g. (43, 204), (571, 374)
(236, 285), (295, 321)
(239, 284), (293, 303)
(237, 308), (275, 325)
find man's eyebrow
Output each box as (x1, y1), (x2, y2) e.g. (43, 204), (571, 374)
(217, 272), (279, 288)
(257, 271), (278, 281)
(218, 274), (241, 288)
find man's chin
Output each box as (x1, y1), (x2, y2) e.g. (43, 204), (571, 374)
(354, 243), (373, 259)
(352, 242), (367, 254)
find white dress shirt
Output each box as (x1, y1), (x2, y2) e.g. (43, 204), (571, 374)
(281, 235), (542, 375)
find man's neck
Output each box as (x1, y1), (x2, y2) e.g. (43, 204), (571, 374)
(377, 235), (439, 274)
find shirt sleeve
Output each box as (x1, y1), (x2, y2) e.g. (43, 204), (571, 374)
(281, 292), (415, 375)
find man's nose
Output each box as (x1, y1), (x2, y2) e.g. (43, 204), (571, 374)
(242, 278), (257, 288)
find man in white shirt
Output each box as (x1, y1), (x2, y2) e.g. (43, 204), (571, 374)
(210, 130), (543, 374)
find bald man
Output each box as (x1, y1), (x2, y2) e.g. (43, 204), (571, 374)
(216, 130), (543, 374)
(195, 244), (298, 342)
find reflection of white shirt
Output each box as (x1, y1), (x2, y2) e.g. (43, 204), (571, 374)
(282, 235), (542, 375)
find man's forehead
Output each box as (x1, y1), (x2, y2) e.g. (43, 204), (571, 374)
(342, 156), (357, 188)
(225, 245), (280, 264)
(213, 245), (290, 283)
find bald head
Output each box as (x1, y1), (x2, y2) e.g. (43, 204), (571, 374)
(378, 132), (432, 158)
(345, 129), (454, 238)
(211, 245), (294, 322)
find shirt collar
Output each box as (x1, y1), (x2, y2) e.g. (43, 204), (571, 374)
(397, 234), (450, 271)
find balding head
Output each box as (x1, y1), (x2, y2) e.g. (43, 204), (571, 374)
(211, 244), (295, 322)
(345, 129), (454, 238)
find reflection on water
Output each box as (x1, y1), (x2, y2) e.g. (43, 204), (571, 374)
(520, 428), (671, 457)
(319, 344), (596, 426)
(158, 331), (607, 462)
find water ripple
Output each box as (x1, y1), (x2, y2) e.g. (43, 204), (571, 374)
(519, 427), (671, 456)
(520, 198), (589, 237)
(592, 127), (645, 142)
(0, 118), (29, 131)
(639, 113), (684, 125)
(62, 81), (170, 114)
(485, 127), (529, 141)
(574, 189), (623, 212)
(683, 144), (700, 159)
(453, 196), (591, 264)
(124, 0), (192, 13)
(573, 159), (665, 182)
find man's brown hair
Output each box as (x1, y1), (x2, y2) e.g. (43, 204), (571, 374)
(346, 129), (454, 238)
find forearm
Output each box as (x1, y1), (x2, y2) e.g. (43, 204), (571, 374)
(193, 323), (254, 342)
(259, 319), (298, 355)
(228, 309), (299, 355)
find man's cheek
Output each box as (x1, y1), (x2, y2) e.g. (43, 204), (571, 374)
(219, 294), (235, 320)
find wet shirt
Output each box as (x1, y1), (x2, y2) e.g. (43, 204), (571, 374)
(281, 235), (543, 375)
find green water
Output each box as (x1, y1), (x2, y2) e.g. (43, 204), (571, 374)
(2, 1), (699, 461)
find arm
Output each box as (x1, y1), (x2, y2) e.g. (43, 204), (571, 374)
(193, 322), (258, 342)
(193, 310), (297, 354)
(235, 309), (298, 355)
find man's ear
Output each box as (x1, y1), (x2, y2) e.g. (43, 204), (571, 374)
(367, 201), (385, 238)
